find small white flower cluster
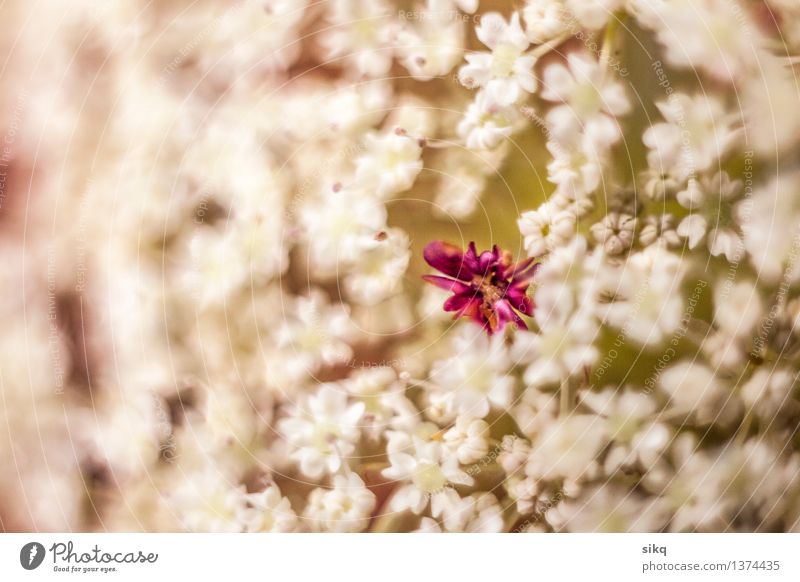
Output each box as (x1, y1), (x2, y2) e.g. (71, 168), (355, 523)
(3, 0), (800, 534)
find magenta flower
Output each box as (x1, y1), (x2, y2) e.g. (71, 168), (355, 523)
(422, 241), (537, 334)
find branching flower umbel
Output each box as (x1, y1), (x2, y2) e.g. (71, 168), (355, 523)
(423, 241), (537, 334)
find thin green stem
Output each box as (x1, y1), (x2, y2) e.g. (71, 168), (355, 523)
(734, 410), (754, 447)
(530, 31), (573, 60)
(599, 15), (621, 82)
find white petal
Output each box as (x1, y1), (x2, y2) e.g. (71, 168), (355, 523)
(476, 12), (507, 49)
(541, 62), (575, 102)
(677, 214), (707, 249)
(458, 53), (493, 88)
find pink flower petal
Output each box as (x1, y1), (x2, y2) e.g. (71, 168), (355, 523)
(422, 275), (471, 293)
(423, 241), (471, 280)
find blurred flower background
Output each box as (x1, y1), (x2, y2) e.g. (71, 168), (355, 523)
(1, 0), (800, 533)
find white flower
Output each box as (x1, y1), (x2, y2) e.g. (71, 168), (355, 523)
(276, 290), (356, 379)
(646, 435), (795, 532)
(458, 12), (537, 105)
(639, 214), (681, 247)
(385, 96), (438, 138)
(633, 0), (762, 82)
(644, 94), (741, 176)
(429, 326), (516, 418)
(234, 206), (289, 282)
(200, 386), (261, 447)
(518, 201), (577, 257)
(659, 361), (741, 426)
(741, 368), (796, 422)
(498, 435), (531, 474)
(277, 385), (365, 478)
(712, 280), (763, 341)
(738, 171), (800, 283)
(170, 468), (250, 533)
(510, 386), (560, 440)
(182, 121), (289, 219)
(443, 416), (490, 464)
(707, 229), (744, 263)
(526, 237), (607, 323)
(514, 308), (599, 387)
(397, 0), (465, 81)
(184, 0), (307, 76)
(458, 88), (518, 149)
(304, 473), (376, 532)
(300, 186), (388, 276)
(345, 228), (411, 305)
(590, 212), (636, 255)
(531, 235), (597, 302)
(549, 190), (595, 219)
(504, 474), (542, 515)
(342, 367), (420, 437)
(676, 212), (706, 249)
(549, 483), (669, 532)
(321, 0), (396, 77)
(342, 366), (399, 396)
(640, 120), (688, 185)
(640, 165), (685, 202)
(581, 387), (671, 472)
(675, 176), (703, 210)
(423, 0), (479, 14)
(675, 172), (743, 260)
(382, 431), (473, 515)
(541, 52), (631, 150)
(523, 0), (570, 44)
(85, 389), (168, 480)
(526, 414), (607, 485)
(326, 81), (392, 135)
(453, 0), (479, 13)
(599, 246), (686, 346)
(355, 131), (424, 198)
(182, 229), (248, 308)
(743, 55), (800, 155)
(546, 139), (604, 198)
(438, 493), (505, 532)
(677, 171), (742, 210)
(415, 517), (443, 532)
(433, 146), (506, 219)
(565, 0), (624, 30)
(239, 485), (297, 532)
